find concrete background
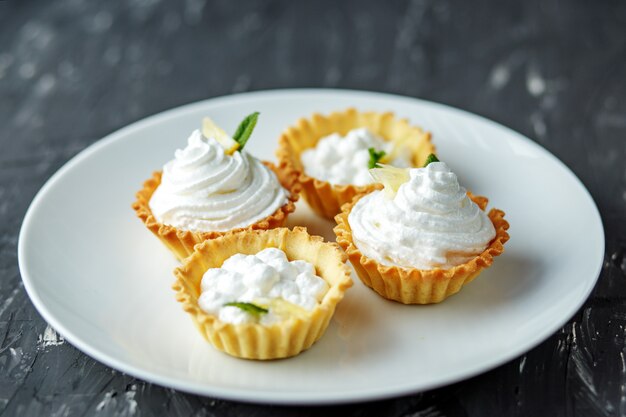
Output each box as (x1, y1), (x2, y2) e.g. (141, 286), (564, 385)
(1, 0), (625, 415)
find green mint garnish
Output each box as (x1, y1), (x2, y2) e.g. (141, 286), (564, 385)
(368, 147), (387, 169)
(224, 301), (268, 317)
(232, 112), (260, 151)
(423, 153), (440, 167)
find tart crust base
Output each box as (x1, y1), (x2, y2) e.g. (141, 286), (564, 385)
(334, 193), (510, 304)
(132, 161), (299, 262)
(276, 108), (435, 219)
(172, 227), (353, 360)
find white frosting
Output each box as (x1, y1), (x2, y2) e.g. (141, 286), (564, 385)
(300, 128), (410, 186)
(198, 248), (329, 325)
(348, 162), (496, 270)
(149, 130), (288, 232)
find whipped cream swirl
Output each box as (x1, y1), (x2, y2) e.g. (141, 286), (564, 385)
(348, 162), (496, 270)
(149, 129), (288, 232)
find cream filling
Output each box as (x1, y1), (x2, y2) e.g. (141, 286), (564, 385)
(198, 248), (329, 325)
(300, 128), (410, 186)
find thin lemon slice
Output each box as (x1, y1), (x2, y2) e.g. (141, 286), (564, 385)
(369, 164), (410, 198)
(202, 117), (239, 155)
(256, 298), (310, 320)
(379, 134), (414, 163)
(380, 142), (406, 163)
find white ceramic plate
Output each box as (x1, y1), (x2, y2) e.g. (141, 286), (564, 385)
(18, 89), (604, 405)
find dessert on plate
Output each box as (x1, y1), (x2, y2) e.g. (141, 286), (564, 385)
(132, 113), (299, 261)
(276, 108), (435, 219)
(334, 155), (509, 304)
(173, 227), (352, 360)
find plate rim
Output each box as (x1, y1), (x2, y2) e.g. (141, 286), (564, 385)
(17, 88), (605, 405)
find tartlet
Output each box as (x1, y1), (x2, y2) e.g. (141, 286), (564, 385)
(334, 162), (509, 304)
(172, 227), (353, 360)
(132, 118), (299, 260)
(276, 108), (435, 219)
(132, 164), (298, 261)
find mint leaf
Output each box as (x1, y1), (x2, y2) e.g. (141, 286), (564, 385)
(224, 301), (268, 317)
(423, 153), (440, 167)
(368, 147), (387, 169)
(232, 112), (259, 151)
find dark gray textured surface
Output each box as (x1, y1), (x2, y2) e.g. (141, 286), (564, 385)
(1, 0), (625, 415)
